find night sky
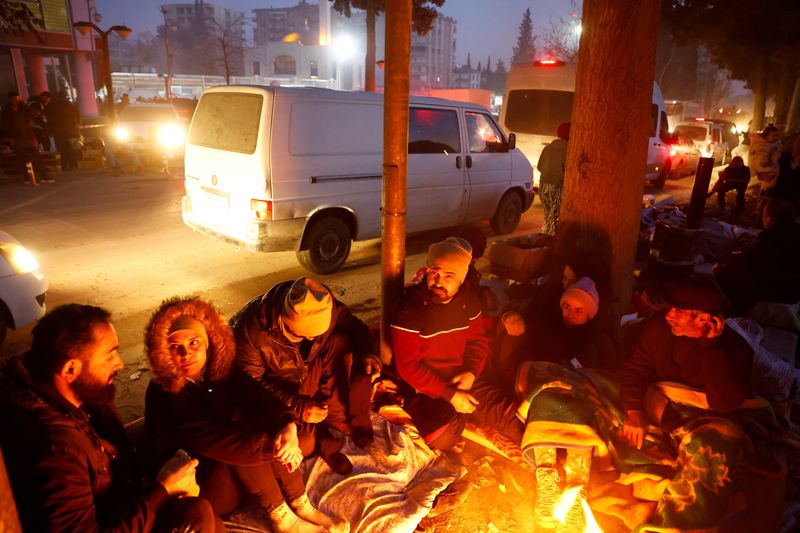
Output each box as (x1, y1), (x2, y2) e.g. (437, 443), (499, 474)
(96, 0), (574, 67)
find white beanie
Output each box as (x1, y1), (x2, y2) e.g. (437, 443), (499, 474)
(426, 237), (473, 283)
(561, 276), (600, 319)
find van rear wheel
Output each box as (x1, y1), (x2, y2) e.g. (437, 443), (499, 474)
(296, 217), (352, 274)
(491, 193), (523, 234)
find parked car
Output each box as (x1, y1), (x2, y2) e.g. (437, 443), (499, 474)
(0, 231), (48, 346)
(708, 118), (740, 160)
(667, 132), (702, 179)
(672, 119), (730, 166)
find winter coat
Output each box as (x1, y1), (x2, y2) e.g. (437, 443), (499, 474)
(620, 314), (753, 414)
(144, 297), (296, 466)
(230, 281), (375, 418)
(537, 137), (568, 187)
(390, 281), (489, 400)
(748, 132), (780, 181)
(47, 98), (80, 137)
(0, 356), (170, 532)
(524, 309), (619, 371)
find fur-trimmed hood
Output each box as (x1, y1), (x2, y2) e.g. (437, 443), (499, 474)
(145, 296), (235, 394)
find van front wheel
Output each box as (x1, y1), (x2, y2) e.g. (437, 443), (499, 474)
(491, 193), (523, 234)
(296, 217), (352, 274)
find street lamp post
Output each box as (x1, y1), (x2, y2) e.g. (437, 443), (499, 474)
(72, 21), (133, 122)
(160, 6), (174, 101)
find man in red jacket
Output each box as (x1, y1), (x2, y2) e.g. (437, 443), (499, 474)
(391, 237), (523, 450)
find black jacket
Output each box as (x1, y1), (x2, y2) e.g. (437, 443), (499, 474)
(230, 280), (375, 418)
(0, 357), (169, 532)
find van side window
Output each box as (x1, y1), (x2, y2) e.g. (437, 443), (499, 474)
(466, 112), (507, 153)
(408, 108), (461, 154)
(659, 110), (671, 143)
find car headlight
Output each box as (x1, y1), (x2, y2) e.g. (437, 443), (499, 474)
(113, 126), (130, 142)
(0, 243), (40, 274)
(157, 123), (185, 149)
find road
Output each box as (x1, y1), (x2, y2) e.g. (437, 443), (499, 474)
(0, 168), (702, 420)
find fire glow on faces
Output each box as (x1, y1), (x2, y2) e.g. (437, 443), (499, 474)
(167, 330), (208, 381)
(665, 307), (710, 338)
(426, 266), (462, 304)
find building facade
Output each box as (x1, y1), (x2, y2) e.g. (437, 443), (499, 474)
(160, 1), (245, 75)
(0, 0), (99, 116)
(253, 0), (320, 46)
(410, 15), (456, 92)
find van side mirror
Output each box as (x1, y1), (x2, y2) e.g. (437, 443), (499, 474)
(508, 133), (516, 150)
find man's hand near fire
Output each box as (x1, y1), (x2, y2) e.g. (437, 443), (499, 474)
(274, 422), (303, 472)
(622, 410), (648, 449)
(450, 371), (476, 391)
(302, 402), (329, 423)
(450, 390), (479, 414)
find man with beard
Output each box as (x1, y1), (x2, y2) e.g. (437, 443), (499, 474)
(0, 304), (221, 532)
(391, 237), (523, 450)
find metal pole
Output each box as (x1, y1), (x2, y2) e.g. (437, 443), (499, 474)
(100, 32), (115, 121)
(379, 0), (411, 366)
(161, 6), (173, 101)
(687, 156), (715, 229)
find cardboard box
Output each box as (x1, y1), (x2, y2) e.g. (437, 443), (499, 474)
(486, 234), (552, 283)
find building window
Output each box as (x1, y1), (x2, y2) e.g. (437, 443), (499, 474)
(252, 61), (261, 76)
(309, 60), (318, 77)
(274, 55), (296, 75)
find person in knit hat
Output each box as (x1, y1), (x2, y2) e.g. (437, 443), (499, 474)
(144, 296), (347, 532)
(560, 276), (599, 327)
(230, 277), (379, 476)
(391, 237), (525, 450)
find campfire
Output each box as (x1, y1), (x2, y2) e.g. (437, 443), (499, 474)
(551, 485), (603, 533)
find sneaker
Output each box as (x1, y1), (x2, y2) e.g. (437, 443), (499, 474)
(535, 467), (561, 529)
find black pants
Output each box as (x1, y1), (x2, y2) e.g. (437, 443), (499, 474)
(404, 383), (524, 450)
(54, 133), (76, 169)
(296, 332), (373, 459)
(717, 182), (747, 217)
(16, 146), (49, 180)
(198, 459), (305, 516)
(152, 496), (225, 533)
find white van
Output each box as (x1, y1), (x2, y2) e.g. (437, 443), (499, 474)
(182, 86), (534, 273)
(500, 61), (672, 188)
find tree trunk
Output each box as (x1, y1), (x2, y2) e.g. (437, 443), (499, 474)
(787, 75), (800, 131)
(365, 0), (377, 92)
(380, 0), (411, 365)
(751, 61), (768, 132)
(773, 66), (793, 128)
(556, 0), (661, 325)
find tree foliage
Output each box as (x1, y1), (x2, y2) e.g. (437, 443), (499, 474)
(330, 0), (445, 36)
(0, 1), (43, 42)
(540, 0), (581, 62)
(511, 7), (536, 65)
(484, 59), (508, 93)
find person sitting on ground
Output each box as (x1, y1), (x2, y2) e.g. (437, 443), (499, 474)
(714, 197), (800, 314)
(231, 277), (379, 475)
(391, 237), (524, 450)
(620, 276), (754, 530)
(0, 304), (220, 532)
(144, 296), (347, 532)
(709, 155), (750, 220)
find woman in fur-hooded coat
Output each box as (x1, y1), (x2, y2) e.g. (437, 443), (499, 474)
(143, 296), (306, 518)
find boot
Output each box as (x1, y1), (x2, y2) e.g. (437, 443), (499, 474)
(289, 494), (350, 533)
(267, 501), (327, 533)
(535, 467), (561, 530)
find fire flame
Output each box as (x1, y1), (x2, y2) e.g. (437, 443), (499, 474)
(552, 485), (603, 533)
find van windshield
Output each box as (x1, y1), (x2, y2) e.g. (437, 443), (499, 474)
(505, 89), (574, 136)
(673, 125), (707, 142)
(189, 92), (263, 153)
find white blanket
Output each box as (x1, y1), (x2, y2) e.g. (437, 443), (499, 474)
(303, 413), (465, 533)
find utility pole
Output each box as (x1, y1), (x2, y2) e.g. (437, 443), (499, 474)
(379, 0), (411, 365)
(161, 6), (174, 101)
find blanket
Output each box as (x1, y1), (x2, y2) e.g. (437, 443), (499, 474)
(304, 412), (464, 533)
(517, 361), (784, 531)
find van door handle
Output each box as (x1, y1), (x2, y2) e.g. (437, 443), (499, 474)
(456, 155), (462, 169)
(466, 155), (473, 168)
